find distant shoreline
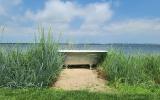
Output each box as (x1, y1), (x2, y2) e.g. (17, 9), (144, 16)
(0, 43), (160, 46)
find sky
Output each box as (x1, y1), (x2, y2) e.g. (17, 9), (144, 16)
(0, 0), (160, 44)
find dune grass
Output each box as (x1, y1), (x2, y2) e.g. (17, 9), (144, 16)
(0, 29), (64, 88)
(98, 49), (160, 86)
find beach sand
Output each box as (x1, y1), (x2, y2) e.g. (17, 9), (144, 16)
(53, 68), (112, 92)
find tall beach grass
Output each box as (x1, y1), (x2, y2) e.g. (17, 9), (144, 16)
(99, 50), (160, 86)
(0, 28), (63, 88)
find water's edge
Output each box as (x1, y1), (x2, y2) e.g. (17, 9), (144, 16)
(0, 43), (160, 54)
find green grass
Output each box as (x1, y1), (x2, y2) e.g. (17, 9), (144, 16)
(99, 50), (160, 85)
(0, 88), (160, 100)
(0, 28), (64, 88)
(98, 49), (160, 97)
(115, 84), (160, 94)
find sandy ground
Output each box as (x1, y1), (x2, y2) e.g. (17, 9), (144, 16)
(54, 68), (112, 92)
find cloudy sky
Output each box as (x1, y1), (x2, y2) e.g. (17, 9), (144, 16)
(0, 0), (160, 44)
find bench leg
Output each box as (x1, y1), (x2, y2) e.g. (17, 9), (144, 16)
(89, 64), (92, 70)
(65, 65), (68, 69)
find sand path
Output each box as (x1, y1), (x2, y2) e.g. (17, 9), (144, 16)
(54, 68), (111, 92)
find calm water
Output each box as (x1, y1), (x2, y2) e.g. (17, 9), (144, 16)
(0, 43), (160, 54)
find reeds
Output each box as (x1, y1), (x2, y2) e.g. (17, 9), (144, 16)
(99, 50), (160, 85)
(0, 28), (63, 88)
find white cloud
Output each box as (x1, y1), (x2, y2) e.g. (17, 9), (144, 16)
(105, 19), (160, 35)
(0, 0), (22, 16)
(25, 0), (113, 34)
(0, 6), (5, 16)
(26, 0), (77, 23)
(80, 3), (112, 31)
(81, 3), (112, 24)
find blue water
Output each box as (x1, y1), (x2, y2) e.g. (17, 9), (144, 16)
(0, 43), (160, 54)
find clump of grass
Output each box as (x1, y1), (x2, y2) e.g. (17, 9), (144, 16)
(144, 55), (160, 84)
(0, 28), (63, 88)
(99, 49), (160, 86)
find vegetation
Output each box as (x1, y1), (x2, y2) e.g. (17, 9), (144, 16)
(0, 29), (63, 88)
(0, 26), (160, 99)
(0, 88), (160, 100)
(98, 49), (160, 87)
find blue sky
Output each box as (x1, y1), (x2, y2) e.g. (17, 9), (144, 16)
(0, 0), (160, 44)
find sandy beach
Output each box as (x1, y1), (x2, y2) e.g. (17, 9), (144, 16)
(54, 68), (112, 92)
